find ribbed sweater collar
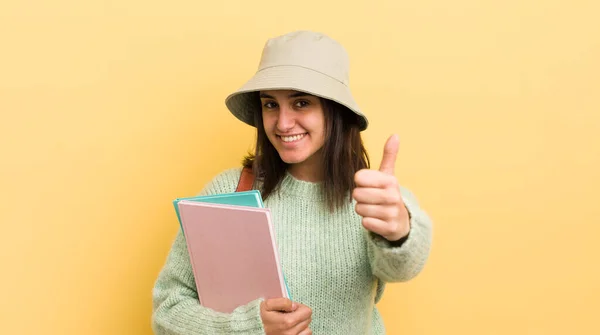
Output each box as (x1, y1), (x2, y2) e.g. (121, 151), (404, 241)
(277, 171), (324, 201)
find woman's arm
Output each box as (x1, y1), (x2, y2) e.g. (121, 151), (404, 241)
(365, 186), (433, 283)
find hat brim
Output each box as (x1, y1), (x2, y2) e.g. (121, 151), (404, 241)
(225, 65), (368, 131)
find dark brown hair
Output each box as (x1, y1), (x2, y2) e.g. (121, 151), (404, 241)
(242, 92), (370, 210)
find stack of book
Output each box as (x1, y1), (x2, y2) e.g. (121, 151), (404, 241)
(173, 191), (290, 313)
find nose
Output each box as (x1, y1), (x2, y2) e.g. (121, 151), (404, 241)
(276, 106), (295, 132)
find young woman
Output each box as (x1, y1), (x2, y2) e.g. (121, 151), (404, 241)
(152, 30), (433, 335)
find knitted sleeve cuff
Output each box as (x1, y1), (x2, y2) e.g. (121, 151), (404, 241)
(153, 293), (266, 334)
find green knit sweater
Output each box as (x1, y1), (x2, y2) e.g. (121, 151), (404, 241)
(152, 167), (432, 334)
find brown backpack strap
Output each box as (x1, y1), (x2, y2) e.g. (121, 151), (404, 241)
(235, 167), (255, 192)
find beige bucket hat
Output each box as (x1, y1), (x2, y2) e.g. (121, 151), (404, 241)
(225, 30), (368, 131)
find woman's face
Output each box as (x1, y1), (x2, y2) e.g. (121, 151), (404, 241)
(260, 90), (326, 178)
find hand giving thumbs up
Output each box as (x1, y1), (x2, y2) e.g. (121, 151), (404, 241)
(352, 134), (410, 242)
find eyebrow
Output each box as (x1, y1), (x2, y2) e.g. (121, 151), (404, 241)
(259, 92), (312, 99)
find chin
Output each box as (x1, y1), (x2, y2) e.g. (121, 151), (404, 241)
(280, 156), (306, 164)
(278, 152), (309, 165)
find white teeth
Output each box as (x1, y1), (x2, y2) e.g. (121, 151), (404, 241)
(281, 133), (306, 142)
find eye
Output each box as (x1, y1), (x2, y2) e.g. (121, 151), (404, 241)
(294, 100), (310, 108)
(262, 101), (278, 109)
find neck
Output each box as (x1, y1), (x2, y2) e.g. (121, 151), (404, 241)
(287, 151), (323, 182)
(288, 164), (323, 182)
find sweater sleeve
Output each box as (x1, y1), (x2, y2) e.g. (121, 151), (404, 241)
(152, 168), (266, 335)
(365, 186), (433, 283)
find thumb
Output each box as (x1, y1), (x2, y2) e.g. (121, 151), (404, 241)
(378, 134), (399, 175)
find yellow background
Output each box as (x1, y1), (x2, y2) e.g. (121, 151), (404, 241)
(1, 0), (599, 334)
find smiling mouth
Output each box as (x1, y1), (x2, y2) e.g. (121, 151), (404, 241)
(278, 133), (307, 143)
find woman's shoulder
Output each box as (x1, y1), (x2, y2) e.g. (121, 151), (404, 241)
(195, 167), (243, 196)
